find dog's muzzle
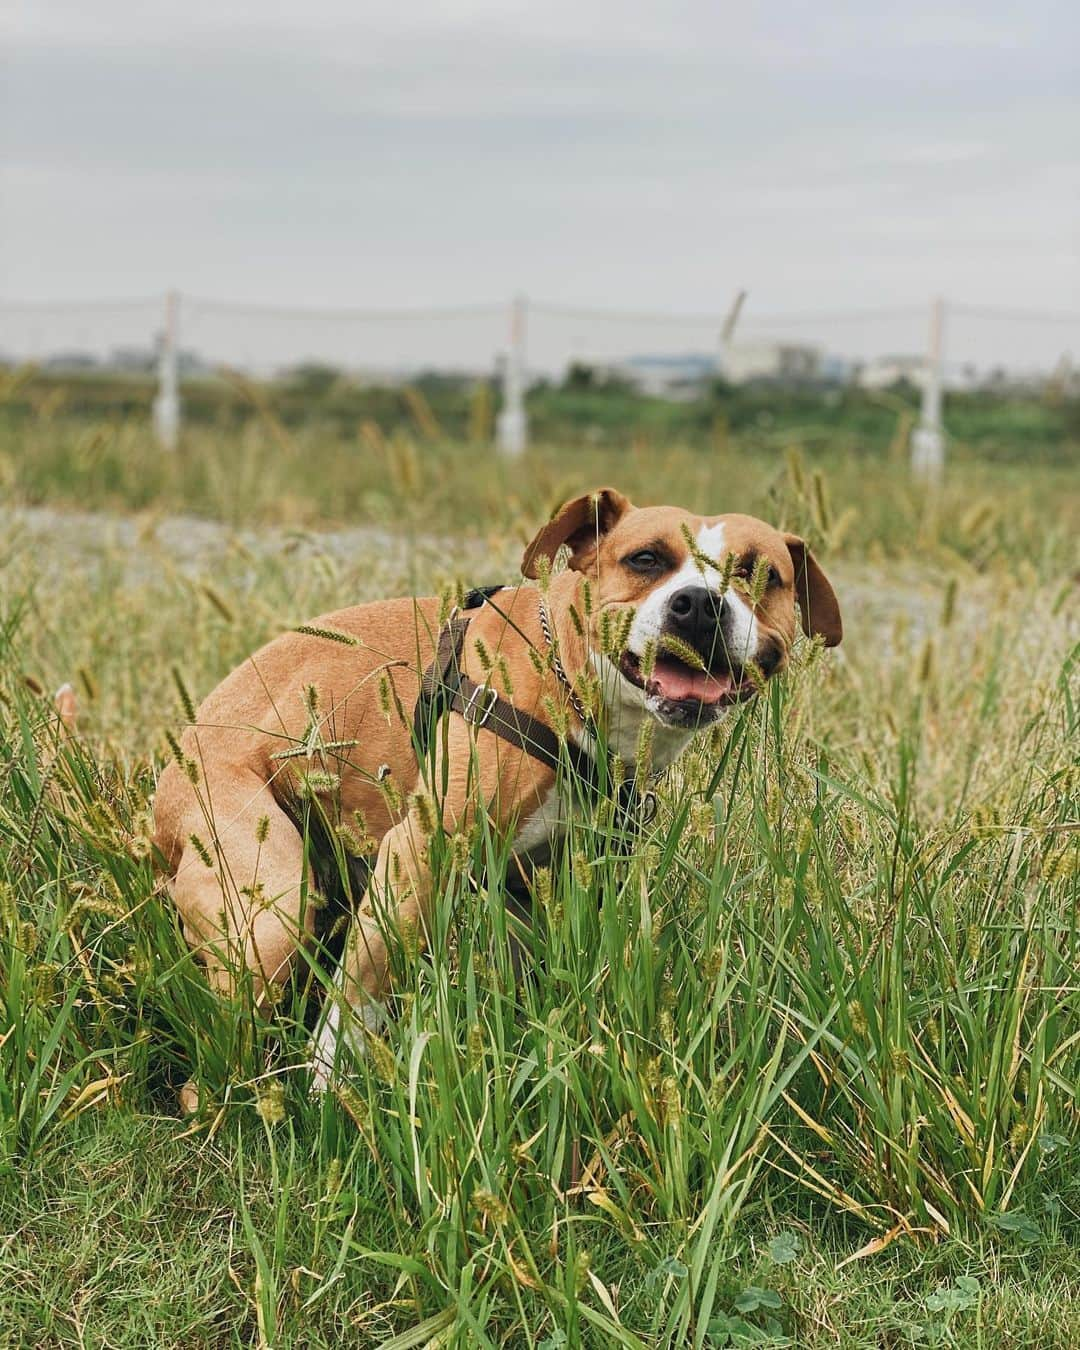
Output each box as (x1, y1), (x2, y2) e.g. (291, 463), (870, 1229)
(667, 585), (728, 662)
(617, 585), (760, 726)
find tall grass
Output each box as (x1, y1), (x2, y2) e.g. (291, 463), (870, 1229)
(3, 405), (1077, 572)
(2, 469), (1077, 1345)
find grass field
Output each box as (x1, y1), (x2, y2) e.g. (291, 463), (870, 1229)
(1, 405), (1078, 1347)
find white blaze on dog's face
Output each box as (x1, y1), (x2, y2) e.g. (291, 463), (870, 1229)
(523, 489), (842, 746)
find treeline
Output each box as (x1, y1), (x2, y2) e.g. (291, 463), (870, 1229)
(2, 365), (1077, 462)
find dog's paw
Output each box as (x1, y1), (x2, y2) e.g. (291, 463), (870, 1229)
(177, 1078), (201, 1115)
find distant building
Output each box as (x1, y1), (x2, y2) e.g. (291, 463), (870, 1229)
(609, 353), (717, 401)
(857, 355), (926, 390)
(819, 354), (858, 385)
(721, 340), (822, 385)
(109, 346), (157, 374)
(41, 351), (100, 372)
(107, 343), (212, 377)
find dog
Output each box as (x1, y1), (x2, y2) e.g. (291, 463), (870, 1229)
(152, 488), (841, 1095)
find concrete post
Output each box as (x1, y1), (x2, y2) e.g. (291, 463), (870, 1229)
(496, 294), (528, 457)
(153, 289), (181, 451)
(911, 295), (945, 481)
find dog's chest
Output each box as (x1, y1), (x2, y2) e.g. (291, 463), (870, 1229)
(511, 784), (574, 865)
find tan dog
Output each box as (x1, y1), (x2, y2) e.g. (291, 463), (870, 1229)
(153, 489), (841, 1091)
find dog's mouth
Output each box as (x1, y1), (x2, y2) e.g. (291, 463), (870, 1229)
(618, 649), (755, 710)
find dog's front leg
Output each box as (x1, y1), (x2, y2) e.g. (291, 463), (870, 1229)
(309, 805), (435, 1088)
(310, 716), (554, 1089)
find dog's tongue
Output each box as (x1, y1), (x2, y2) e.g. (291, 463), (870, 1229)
(648, 657), (734, 704)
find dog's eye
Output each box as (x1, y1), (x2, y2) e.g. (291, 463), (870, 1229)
(767, 564), (781, 588)
(625, 549), (665, 573)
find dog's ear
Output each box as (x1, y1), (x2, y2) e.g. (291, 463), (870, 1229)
(783, 534), (842, 647)
(522, 488), (633, 578)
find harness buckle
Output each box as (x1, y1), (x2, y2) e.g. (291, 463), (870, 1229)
(463, 684), (498, 729)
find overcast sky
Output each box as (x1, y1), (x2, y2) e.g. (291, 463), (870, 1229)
(2, 1), (1078, 368)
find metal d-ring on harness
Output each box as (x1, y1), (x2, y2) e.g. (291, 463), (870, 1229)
(412, 587), (657, 828)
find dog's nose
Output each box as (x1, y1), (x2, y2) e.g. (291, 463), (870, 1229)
(667, 586), (725, 646)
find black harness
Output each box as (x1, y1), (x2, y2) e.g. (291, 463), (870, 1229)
(412, 587), (655, 830)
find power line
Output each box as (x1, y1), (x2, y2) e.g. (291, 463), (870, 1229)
(738, 307), (926, 327)
(183, 297), (506, 322)
(950, 304), (1080, 325)
(2, 294), (1077, 328)
(530, 301), (729, 327)
(0, 296), (160, 313)
(498, 301), (928, 327)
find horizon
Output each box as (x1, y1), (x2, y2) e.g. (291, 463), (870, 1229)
(3, 1), (1078, 372)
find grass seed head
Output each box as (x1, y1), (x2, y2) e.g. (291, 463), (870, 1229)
(658, 634), (706, 671)
(472, 637), (493, 673)
(527, 644), (548, 677)
(634, 718), (655, 784)
(572, 669), (601, 720)
(941, 576), (958, 628)
(690, 800), (715, 841)
(29, 961), (61, 1005)
(377, 672), (394, 722)
(200, 584), (234, 623)
(293, 624), (359, 646)
(410, 790), (438, 839)
(661, 1075), (682, 1126)
(449, 830), (473, 872)
(679, 521), (715, 576)
(542, 695), (569, 740)
(573, 1250), (591, 1293)
(164, 729), (185, 766)
(255, 1082), (287, 1125)
(471, 1189), (509, 1227)
(533, 866), (553, 910)
(467, 1021), (485, 1070)
(189, 833), (214, 869)
(847, 999), (869, 1038)
(332, 1082), (370, 1132)
(170, 666), (196, 723)
(366, 1030), (397, 1084)
(336, 822), (378, 857)
(496, 655), (514, 696)
(747, 553), (770, 606)
(297, 770), (340, 799)
(572, 850), (592, 890)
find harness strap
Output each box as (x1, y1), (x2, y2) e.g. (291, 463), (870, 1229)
(412, 587), (498, 752)
(412, 586), (655, 826)
(447, 671), (599, 784)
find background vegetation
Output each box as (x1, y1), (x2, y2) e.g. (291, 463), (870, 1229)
(0, 390), (1077, 1346)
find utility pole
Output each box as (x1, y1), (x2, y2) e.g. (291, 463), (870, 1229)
(910, 295), (945, 481)
(152, 289), (181, 451)
(718, 288), (747, 383)
(496, 294), (528, 457)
